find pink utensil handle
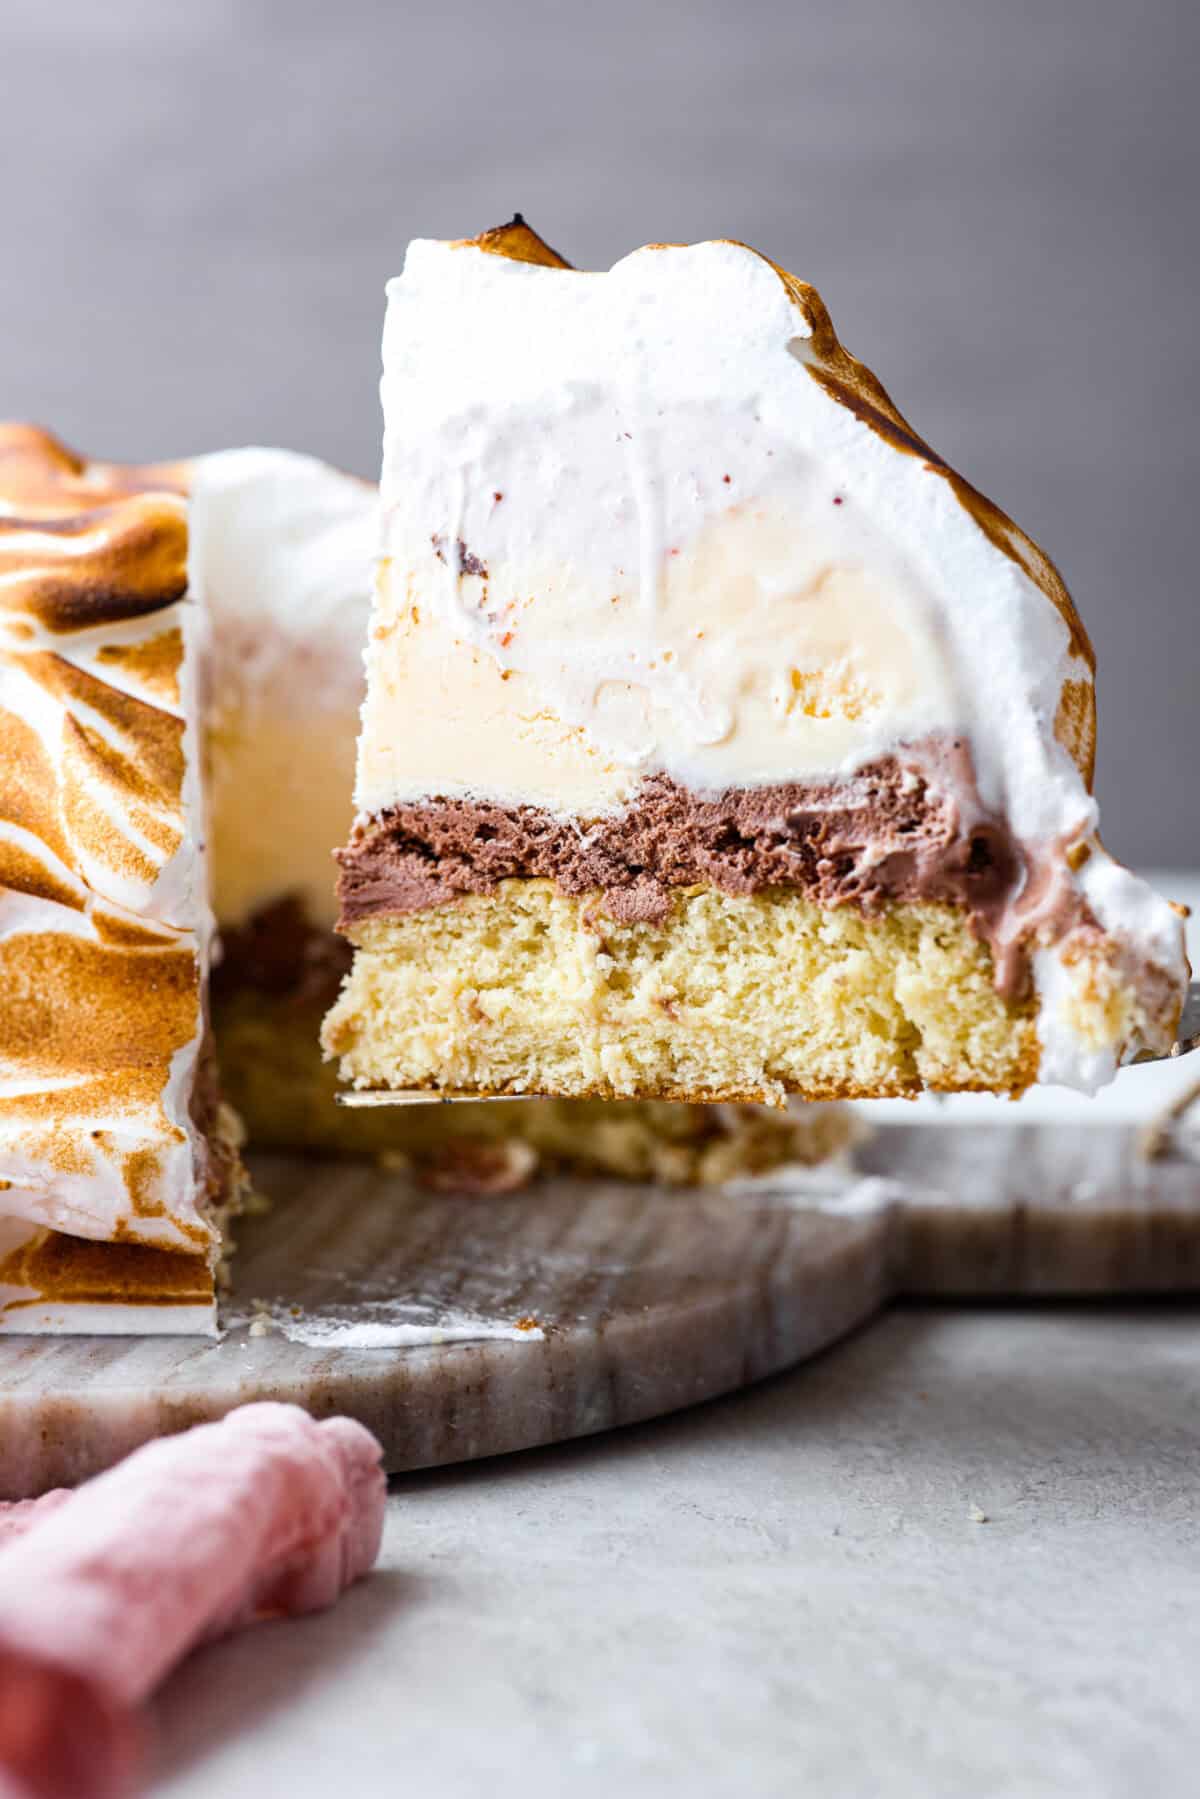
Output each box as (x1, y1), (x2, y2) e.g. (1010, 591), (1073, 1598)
(0, 1404), (386, 1799)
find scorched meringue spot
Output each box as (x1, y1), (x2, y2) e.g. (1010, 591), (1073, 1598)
(323, 216), (1189, 1104)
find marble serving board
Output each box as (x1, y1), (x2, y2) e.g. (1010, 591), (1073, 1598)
(0, 1119), (1196, 1500)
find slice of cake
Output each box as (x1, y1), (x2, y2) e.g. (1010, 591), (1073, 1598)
(323, 218), (1189, 1103)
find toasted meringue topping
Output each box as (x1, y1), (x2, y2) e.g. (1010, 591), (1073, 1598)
(0, 427), (209, 1256)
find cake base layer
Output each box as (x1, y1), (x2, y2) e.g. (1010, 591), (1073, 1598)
(323, 880), (1044, 1102)
(216, 981), (855, 1183)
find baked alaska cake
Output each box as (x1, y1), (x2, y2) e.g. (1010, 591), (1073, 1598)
(0, 424), (853, 1333)
(323, 217), (1189, 1103)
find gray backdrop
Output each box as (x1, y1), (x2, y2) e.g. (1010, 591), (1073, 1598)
(3, 0), (1195, 864)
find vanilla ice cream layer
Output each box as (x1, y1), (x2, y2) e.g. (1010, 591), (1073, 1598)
(189, 448), (377, 931)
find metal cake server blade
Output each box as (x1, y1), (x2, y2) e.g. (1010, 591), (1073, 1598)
(336, 1090), (535, 1107)
(336, 984), (1200, 1105)
(1131, 979), (1200, 1065)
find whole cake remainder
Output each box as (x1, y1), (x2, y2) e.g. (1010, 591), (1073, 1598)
(322, 217), (1188, 1104)
(0, 428), (375, 1330)
(0, 420), (852, 1334)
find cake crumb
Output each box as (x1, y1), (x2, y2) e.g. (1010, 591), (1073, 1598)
(376, 1149), (412, 1174)
(1138, 1077), (1200, 1161)
(417, 1137), (539, 1196)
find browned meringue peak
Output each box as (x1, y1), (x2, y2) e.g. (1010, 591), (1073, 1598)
(0, 431), (197, 913)
(0, 425), (190, 636)
(0, 427), (197, 909)
(461, 212), (572, 270)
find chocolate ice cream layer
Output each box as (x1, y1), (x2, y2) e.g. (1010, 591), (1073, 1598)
(334, 739), (1095, 1000)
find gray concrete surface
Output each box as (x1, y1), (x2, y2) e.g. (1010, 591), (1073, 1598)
(1, 0), (1196, 864)
(149, 1304), (1200, 1799)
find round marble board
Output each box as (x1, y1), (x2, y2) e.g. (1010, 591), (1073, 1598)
(0, 1123), (1197, 1498)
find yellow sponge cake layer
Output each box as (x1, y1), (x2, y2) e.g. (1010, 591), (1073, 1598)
(216, 979), (854, 1185)
(324, 881), (1048, 1102)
